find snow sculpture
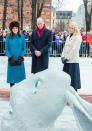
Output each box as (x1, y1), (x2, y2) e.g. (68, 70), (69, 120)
(1, 69), (92, 131)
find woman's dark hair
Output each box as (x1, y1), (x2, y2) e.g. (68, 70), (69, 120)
(9, 21), (21, 38)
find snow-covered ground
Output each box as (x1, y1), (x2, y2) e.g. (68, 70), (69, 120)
(0, 56), (92, 94)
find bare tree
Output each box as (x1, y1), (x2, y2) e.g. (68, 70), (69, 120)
(17, 0), (24, 29)
(37, 0), (45, 18)
(3, 0), (8, 30)
(83, 0), (92, 31)
(31, 0), (37, 29)
(21, 0), (24, 30)
(17, 0), (21, 22)
(31, 0), (45, 29)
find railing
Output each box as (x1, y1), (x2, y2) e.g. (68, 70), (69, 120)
(0, 41), (5, 56)
(0, 40), (31, 56)
(79, 42), (90, 57)
(49, 41), (65, 57)
(50, 41), (90, 57)
(0, 40), (90, 57)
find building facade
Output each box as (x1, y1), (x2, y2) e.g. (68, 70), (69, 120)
(0, 0), (52, 30)
(56, 11), (72, 31)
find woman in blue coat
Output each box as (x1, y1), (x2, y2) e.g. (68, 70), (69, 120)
(30, 17), (52, 73)
(5, 21), (26, 87)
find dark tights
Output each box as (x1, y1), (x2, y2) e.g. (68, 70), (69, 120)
(10, 83), (15, 87)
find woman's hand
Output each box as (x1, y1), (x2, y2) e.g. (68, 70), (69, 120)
(61, 57), (68, 64)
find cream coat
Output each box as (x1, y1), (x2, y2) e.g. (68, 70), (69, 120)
(62, 35), (82, 63)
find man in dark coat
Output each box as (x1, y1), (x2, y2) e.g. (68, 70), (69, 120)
(30, 17), (52, 73)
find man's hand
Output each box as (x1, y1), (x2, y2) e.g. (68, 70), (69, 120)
(35, 50), (41, 57)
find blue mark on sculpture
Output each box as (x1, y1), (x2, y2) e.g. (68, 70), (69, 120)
(34, 80), (39, 94)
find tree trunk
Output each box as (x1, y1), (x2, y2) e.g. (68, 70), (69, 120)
(20, 0), (24, 30)
(31, 0), (37, 29)
(88, 5), (92, 31)
(3, 0), (8, 30)
(37, 0), (45, 18)
(83, 0), (92, 31)
(31, 0), (45, 29)
(17, 0), (20, 22)
(85, 2), (89, 31)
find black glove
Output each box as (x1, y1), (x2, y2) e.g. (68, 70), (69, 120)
(61, 57), (68, 64)
(8, 57), (16, 66)
(16, 56), (24, 65)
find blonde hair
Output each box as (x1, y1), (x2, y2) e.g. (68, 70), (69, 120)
(68, 21), (80, 35)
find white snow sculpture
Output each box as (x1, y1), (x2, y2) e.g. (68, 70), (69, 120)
(1, 69), (92, 131)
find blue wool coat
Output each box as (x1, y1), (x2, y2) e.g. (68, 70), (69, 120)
(30, 29), (52, 73)
(5, 34), (26, 83)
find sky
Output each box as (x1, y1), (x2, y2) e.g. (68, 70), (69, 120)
(52, 0), (83, 12)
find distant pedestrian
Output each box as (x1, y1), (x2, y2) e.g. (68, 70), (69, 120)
(86, 31), (92, 57)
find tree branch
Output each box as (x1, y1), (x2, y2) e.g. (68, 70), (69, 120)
(37, 0), (45, 18)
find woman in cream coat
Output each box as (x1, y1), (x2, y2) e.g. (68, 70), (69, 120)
(61, 21), (82, 91)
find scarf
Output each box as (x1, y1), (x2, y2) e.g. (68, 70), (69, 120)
(36, 25), (46, 38)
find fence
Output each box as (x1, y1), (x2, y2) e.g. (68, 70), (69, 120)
(0, 40), (90, 57)
(0, 41), (5, 56)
